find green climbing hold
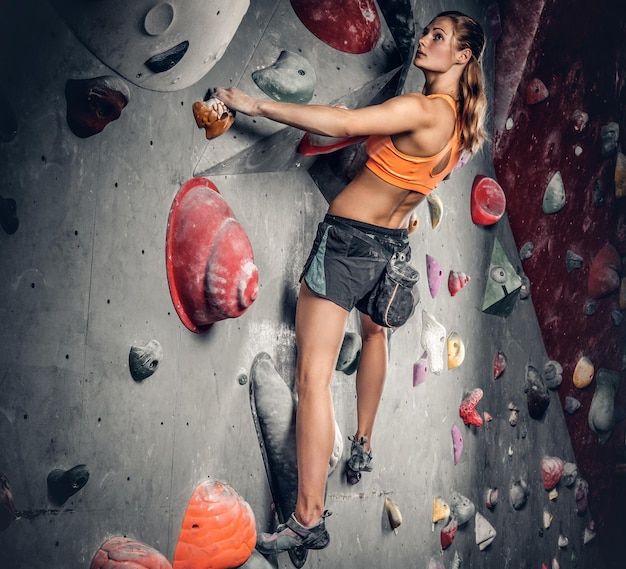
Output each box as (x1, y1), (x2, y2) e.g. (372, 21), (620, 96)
(482, 238), (522, 317)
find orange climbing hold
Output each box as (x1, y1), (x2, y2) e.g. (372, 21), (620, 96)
(470, 175), (506, 226)
(433, 495), (450, 523)
(173, 480), (256, 569)
(192, 98), (235, 140)
(459, 388), (484, 427)
(573, 356), (594, 388)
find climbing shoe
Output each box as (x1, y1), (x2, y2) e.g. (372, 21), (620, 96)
(256, 510), (331, 554)
(346, 435), (373, 485)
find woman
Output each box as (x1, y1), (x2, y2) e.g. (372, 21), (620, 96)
(215, 10), (488, 554)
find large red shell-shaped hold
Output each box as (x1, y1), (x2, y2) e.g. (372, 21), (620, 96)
(459, 388), (484, 427)
(166, 178), (259, 333)
(290, 0), (381, 54)
(470, 175), (506, 226)
(174, 480), (256, 569)
(541, 456), (565, 491)
(588, 243), (621, 299)
(90, 537), (172, 569)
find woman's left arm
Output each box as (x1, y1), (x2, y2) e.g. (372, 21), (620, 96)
(213, 87), (430, 138)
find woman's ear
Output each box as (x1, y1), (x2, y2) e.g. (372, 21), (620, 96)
(456, 48), (472, 65)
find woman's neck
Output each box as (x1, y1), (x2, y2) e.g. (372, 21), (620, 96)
(422, 72), (460, 100)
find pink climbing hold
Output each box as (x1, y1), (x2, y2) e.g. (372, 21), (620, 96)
(451, 424), (463, 465)
(526, 78), (549, 104)
(588, 243), (621, 299)
(413, 352), (429, 386)
(290, 0), (381, 54)
(471, 175), (506, 225)
(448, 270), (470, 296)
(426, 254), (444, 298)
(493, 351), (507, 379)
(459, 388), (484, 427)
(541, 456), (564, 491)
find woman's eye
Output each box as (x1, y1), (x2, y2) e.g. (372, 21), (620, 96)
(435, 33), (443, 40)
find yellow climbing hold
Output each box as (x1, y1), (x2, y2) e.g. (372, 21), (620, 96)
(433, 495), (450, 523)
(427, 194), (443, 229)
(573, 356), (594, 388)
(447, 331), (465, 369)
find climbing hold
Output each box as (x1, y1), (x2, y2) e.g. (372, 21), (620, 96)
(427, 194), (443, 229)
(448, 271), (470, 297)
(575, 476), (589, 513)
(587, 244), (621, 299)
(129, 339), (162, 382)
(192, 97), (235, 139)
(543, 508), (553, 529)
(173, 480), (256, 569)
(558, 534), (569, 549)
(485, 488), (499, 509)
(615, 151), (626, 198)
(593, 179), (606, 207)
(65, 76), (130, 138)
(584, 300), (597, 315)
(384, 496), (402, 531)
(541, 456), (564, 491)
(450, 491), (475, 525)
(90, 536), (172, 569)
(519, 241), (534, 260)
(427, 558), (445, 569)
(543, 360), (563, 389)
(166, 177), (259, 332)
(336, 331), (362, 375)
(611, 309), (623, 326)
(432, 496), (450, 523)
(600, 122), (619, 158)
(583, 522), (596, 544)
(0, 195), (19, 235)
(421, 311), (446, 374)
(548, 488), (558, 501)
(475, 512), (496, 550)
(459, 388), (484, 427)
(562, 462), (578, 487)
(413, 352), (429, 387)
(573, 356), (594, 388)
(588, 368), (620, 444)
(493, 351), (507, 379)
(551, 559), (560, 569)
(509, 479), (530, 510)
(525, 365), (550, 420)
(0, 473), (14, 531)
(450, 551), (462, 569)
(407, 211), (419, 234)
(572, 109), (588, 132)
(508, 402), (520, 426)
(470, 175), (506, 225)
(447, 331), (465, 369)
(526, 78), (549, 104)
(426, 255), (444, 298)
(564, 396), (581, 414)
(451, 424), (463, 465)
(543, 172), (566, 214)
(565, 250), (583, 272)
(252, 50), (316, 104)
(483, 411), (493, 422)
(482, 238), (522, 317)
(47, 464), (90, 505)
(440, 516), (458, 550)
(290, 0), (381, 54)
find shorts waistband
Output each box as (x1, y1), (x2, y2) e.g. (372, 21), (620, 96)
(324, 214), (408, 240)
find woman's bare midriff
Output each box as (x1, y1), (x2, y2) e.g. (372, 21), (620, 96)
(327, 167), (427, 229)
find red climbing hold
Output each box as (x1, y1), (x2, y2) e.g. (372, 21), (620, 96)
(166, 178), (259, 333)
(448, 270), (470, 296)
(459, 388), (484, 427)
(290, 0), (381, 54)
(588, 243), (621, 299)
(90, 537), (172, 569)
(471, 175), (506, 226)
(440, 516), (458, 550)
(526, 78), (549, 104)
(493, 351), (507, 379)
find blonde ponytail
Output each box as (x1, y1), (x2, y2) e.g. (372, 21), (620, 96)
(437, 11), (489, 154)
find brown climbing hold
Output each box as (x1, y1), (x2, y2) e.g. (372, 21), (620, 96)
(384, 496), (402, 531)
(65, 76), (130, 138)
(588, 244), (621, 299)
(90, 536), (172, 569)
(192, 97), (235, 139)
(526, 78), (548, 104)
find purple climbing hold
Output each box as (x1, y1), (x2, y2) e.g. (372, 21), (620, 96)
(413, 352), (428, 386)
(451, 424), (463, 465)
(426, 254), (444, 298)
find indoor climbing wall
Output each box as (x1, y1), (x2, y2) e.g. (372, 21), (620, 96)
(0, 1), (608, 569)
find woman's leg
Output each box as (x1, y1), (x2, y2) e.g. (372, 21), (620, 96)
(354, 312), (388, 451)
(294, 282), (349, 527)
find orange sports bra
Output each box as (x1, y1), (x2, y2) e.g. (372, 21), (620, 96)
(365, 93), (462, 195)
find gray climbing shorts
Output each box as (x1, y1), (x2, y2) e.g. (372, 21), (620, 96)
(300, 214), (411, 314)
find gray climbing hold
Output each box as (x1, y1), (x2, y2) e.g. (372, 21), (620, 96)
(588, 368), (620, 444)
(129, 339), (162, 381)
(543, 172), (566, 214)
(252, 51), (316, 104)
(566, 250), (583, 272)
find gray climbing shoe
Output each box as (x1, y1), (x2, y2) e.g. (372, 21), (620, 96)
(346, 435), (373, 485)
(256, 511), (331, 554)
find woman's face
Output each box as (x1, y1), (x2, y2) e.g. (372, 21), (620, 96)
(414, 17), (459, 72)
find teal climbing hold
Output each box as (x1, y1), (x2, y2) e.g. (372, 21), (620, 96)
(252, 51), (316, 104)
